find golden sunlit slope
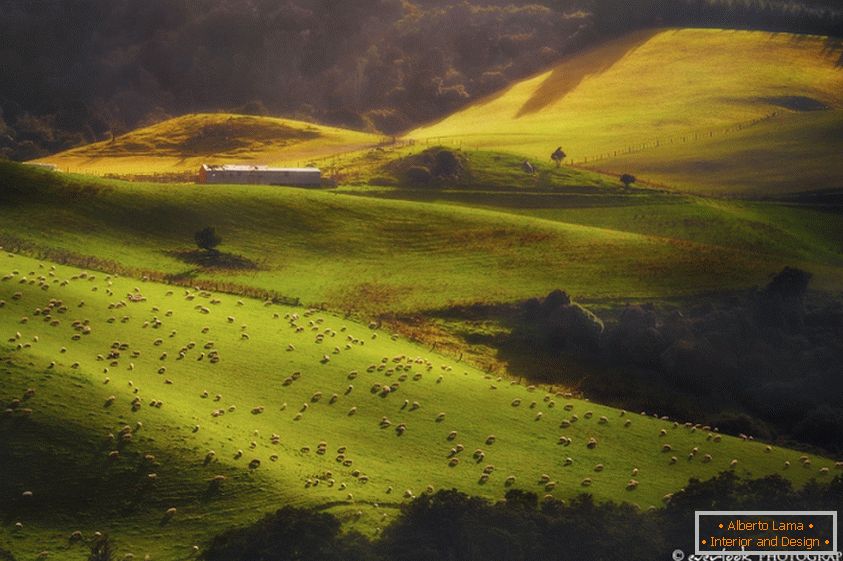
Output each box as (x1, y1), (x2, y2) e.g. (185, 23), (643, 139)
(408, 28), (843, 195)
(35, 113), (382, 176)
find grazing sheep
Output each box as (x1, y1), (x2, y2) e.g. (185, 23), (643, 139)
(631, 467), (639, 476)
(586, 437), (598, 449)
(661, 444), (672, 452)
(730, 459), (739, 468)
(669, 456), (678, 465)
(594, 464), (604, 472)
(626, 479), (639, 490)
(165, 507), (177, 516)
(703, 454), (712, 463)
(581, 478), (592, 487)
(436, 412), (446, 422)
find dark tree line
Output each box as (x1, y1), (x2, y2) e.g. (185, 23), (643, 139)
(1, 0), (841, 160)
(201, 473), (843, 561)
(509, 267), (843, 452)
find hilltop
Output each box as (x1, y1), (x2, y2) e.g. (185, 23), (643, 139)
(408, 28), (843, 195)
(2, 162), (843, 315)
(33, 114), (381, 177)
(0, 252), (835, 560)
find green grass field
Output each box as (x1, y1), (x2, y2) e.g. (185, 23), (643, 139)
(1, 252), (836, 560)
(4, 25), (843, 560)
(584, 110), (843, 195)
(29, 28), (843, 195)
(2, 162), (842, 316)
(408, 28), (843, 195)
(32, 113), (382, 176)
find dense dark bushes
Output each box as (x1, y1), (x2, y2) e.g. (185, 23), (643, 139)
(512, 268), (843, 451)
(202, 474), (843, 561)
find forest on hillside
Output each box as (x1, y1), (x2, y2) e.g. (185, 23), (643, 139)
(1, 0), (841, 160)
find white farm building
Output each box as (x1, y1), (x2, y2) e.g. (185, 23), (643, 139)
(198, 164), (321, 186)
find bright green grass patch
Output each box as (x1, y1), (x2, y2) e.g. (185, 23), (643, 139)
(377, 189), (843, 268)
(0, 253), (835, 560)
(408, 28), (843, 195)
(2, 162), (842, 315)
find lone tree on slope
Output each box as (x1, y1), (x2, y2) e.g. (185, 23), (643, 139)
(195, 226), (222, 253)
(550, 146), (566, 167)
(620, 173), (636, 189)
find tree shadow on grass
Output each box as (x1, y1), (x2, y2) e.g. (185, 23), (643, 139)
(168, 249), (259, 271)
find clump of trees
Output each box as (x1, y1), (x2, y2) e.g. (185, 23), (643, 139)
(511, 268), (843, 452)
(194, 227), (222, 253)
(390, 147), (467, 187)
(201, 474), (843, 561)
(551, 146), (566, 167)
(3, 0), (840, 160)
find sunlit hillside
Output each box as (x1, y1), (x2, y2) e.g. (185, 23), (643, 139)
(33, 114), (382, 176)
(408, 28), (843, 195)
(0, 252), (834, 560)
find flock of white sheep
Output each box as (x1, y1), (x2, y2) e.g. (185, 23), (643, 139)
(2, 252), (842, 552)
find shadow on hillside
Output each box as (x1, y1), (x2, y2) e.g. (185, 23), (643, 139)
(822, 37), (843, 67)
(515, 29), (658, 118)
(168, 249), (258, 270)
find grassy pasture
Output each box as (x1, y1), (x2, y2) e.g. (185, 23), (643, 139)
(0, 252), (836, 560)
(2, 162), (842, 316)
(32, 113), (382, 177)
(408, 28), (843, 195)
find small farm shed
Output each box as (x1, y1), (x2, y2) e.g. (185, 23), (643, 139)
(198, 164), (321, 186)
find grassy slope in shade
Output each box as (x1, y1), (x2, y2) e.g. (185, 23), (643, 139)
(34, 113), (382, 176)
(583, 109), (843, 194)
(0, 253), (836, 561)
(408, 28), (843, 195)
(2, 163), (843, 314)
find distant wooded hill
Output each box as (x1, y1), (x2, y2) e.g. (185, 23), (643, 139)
(1, 0), (840, 160)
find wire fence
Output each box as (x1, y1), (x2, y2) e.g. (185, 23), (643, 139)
(50, 110), (783, 182)
(568, 110), (782, 167)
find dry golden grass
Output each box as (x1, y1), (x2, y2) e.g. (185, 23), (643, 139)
(408, 28), (843, 194)
(35, 113), (382, 176)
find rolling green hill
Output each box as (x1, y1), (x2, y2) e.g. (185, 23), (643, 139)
(1, 252), (836, 560)
(407, 28), (843, 195)
(2, 162), (843, 316)
(32, 114), (382, 177)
